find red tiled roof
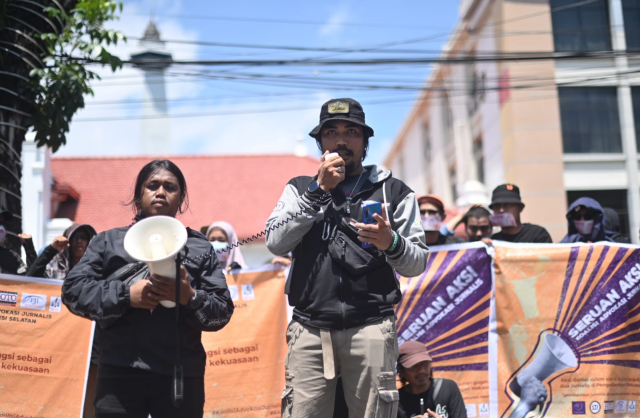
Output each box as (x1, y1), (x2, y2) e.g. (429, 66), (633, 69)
(50, 155), (320, 240)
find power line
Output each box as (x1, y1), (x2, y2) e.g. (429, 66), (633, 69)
(72, 67), (640, 122)
(105, 50), (640, 68)
(122, 12), (452, 31)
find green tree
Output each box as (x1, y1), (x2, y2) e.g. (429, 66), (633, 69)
(0, 0), (125, 250)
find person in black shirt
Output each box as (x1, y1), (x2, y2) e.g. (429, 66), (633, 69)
(463, 206), (492, 242)
(397, 341), (467, 418)
(62, 160), (234, 418)
(488, 184), (552, 244)
(603, 207), (630, 243)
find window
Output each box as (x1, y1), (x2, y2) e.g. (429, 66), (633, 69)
(449, 166), (458, 203)
(623, 0), (640, 51)
(441, 91), (453, 142)
(558, 87), (622, 153)
(630, 87), (640, 150)
(473, 136), (485, 184)
(422, 123), (432, 191)
(550, 0), (611, 52)
(422, 123), (432, 164)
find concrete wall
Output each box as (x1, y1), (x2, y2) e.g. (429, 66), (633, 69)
(498, 0), (568, 241)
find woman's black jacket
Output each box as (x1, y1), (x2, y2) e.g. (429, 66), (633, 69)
(62, 225), (234, 377)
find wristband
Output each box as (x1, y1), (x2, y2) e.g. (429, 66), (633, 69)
(387, 231), (399, 252)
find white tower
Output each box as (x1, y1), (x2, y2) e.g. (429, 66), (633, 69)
(130, 21), (173, 155)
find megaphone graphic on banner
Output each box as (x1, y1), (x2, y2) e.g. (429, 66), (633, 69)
(509, 333), (578, 397)
(124, 216), (188, 308)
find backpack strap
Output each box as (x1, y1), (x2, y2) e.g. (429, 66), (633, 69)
(432, 378), (444, 403)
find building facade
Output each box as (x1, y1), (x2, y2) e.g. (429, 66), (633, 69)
(20, 154), (320, 267)
(384, 0), (640, 243)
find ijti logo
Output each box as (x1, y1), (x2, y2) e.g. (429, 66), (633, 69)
(590, 401), (601, 414)
(604, 401), (614, 414)
(49, 296), (62, 313)
(20, 293), (46, 311)
(228, 285), (239, 302)
(465, 404), (477, 417)
(0, 290), (18, 307)
(241, 284), (255, 301)
(615, 400), (627, 414)
(629, 400), (637, 413)
(572, 401), (586, 415)
(479, 403), (489, 417)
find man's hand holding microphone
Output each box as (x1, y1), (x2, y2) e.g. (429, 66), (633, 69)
(317, 151), (345, 192)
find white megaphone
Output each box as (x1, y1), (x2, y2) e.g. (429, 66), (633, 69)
(124, 216), (188, 308)
(510, 333), (578, 397)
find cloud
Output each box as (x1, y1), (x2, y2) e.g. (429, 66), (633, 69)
(56, 0), (200, 157)
(318, 5), (349, 38)
(175, 95), (326, 156)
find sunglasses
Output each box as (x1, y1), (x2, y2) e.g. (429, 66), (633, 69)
(70, 235), (90, 243)
(420, 209), (441, 216)
(467, 225), (492, 234)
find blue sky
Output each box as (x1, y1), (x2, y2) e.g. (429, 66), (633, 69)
(59, 0), (460, 166)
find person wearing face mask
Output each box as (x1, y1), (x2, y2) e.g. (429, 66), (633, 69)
(560, 197), (613, 243)
(28, 223), (97, 279)
(27, 222), (99, 417)
(205, 221), (247, 272)
(0, 209), (37, 276)
(489, 184), (552, 244)
(418, 195), (464, 246)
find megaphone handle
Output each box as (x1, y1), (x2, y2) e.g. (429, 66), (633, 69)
(172, 365), (184, 407)
(172, 255), (184, 408)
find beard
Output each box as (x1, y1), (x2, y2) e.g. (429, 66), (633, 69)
(345, 159), (358, 174)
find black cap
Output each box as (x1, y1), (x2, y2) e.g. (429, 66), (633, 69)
(489, 184), (524, 209)
(309, 98), (374, 139)
(0, 209), (12, 222)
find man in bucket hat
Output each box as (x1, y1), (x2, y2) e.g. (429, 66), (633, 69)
(266, 98), (428, 417)
(397, 341), (467, 418)
(489, 184), (552, 243)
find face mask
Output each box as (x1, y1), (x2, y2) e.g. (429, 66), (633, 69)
(0, 226), (5, 244)
(421, 215), (442, 232)
(211, 241), (229, 262)
(574, 220), (594, 236)
(489, 213), (517, 228)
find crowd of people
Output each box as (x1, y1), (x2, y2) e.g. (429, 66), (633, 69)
(0, 97), (635, 418)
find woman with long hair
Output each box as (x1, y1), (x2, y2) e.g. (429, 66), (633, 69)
(62, 159), (234, 417)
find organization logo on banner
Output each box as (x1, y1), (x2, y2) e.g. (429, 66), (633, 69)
(466, 404), (477, 417)
(241, 284), (255, 301)
(49, 296), (61, 313)
(572, 402), (586, 415)
(0, 290), (18, 307)
(228, 285), (239, 302)
(604, 401), (614, 414)
(614, 401), (627, 414)
(590, 401), (601, 414)
(478, 403), (489, 417)
(629, 400), (637, 413)
(20, 293), (46, 311)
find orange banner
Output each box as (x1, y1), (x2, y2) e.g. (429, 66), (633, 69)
(494, 243), (640, 418)
(0, 273), (93, 418)
(203, 266), (288, 417)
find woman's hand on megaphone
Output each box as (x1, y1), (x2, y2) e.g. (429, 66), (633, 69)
(148, 266), (196, 306)
(129, 279), (160, 310)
